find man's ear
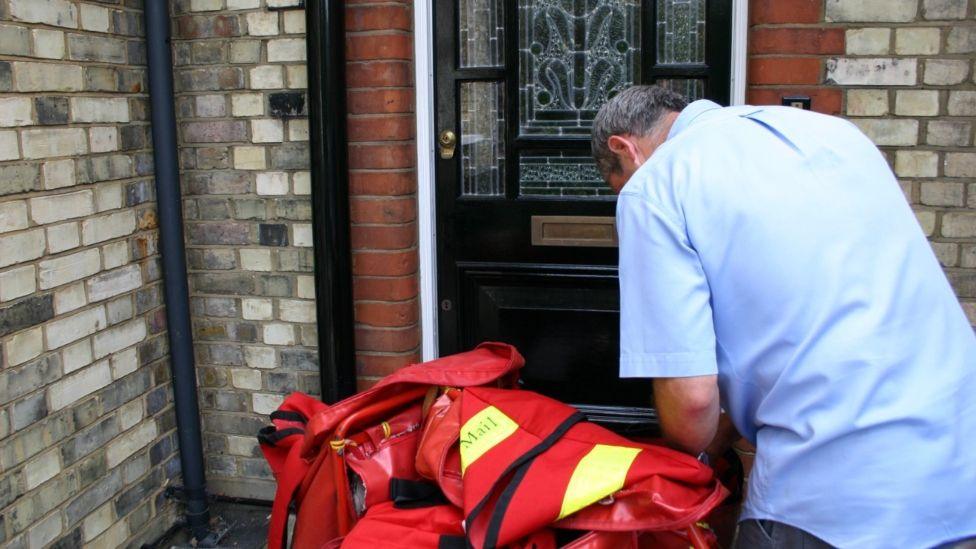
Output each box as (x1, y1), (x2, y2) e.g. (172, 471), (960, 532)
(607, 135), (637, 165)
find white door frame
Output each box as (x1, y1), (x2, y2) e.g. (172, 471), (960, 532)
(413, 0), (750, 361)
(729, 0), (749, 105)
(413, 0), (439, 361)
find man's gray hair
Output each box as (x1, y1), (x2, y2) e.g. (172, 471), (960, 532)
(591, 85), (688, 179)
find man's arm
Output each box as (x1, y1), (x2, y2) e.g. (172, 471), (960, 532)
(653, 375), (720, 455)
(616, 192), (720, 453)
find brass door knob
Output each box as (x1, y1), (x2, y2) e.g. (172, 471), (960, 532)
(438, 130), (457, 159)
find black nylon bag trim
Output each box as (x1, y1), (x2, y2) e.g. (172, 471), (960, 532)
(482, 458), (533, 549)
(257, 426), (304, 447)
(390, 478), (450, 509)
(439, 535), (468, 549)
(270, 410), (308, 423)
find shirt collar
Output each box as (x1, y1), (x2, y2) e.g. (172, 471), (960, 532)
(667, 99), (723, 141)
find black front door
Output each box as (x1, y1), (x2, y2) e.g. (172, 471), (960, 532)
(434, 0), (731, 425)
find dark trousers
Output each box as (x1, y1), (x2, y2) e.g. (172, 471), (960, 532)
(732, 520), (833, 548)
(732, 519), (976, 549)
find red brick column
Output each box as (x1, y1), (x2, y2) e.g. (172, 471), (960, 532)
(345, 0), (420, 389)
(747, 0), (844, 114)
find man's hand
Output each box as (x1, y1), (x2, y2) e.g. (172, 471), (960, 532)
(705, 413), (741, 464)
(653, 375), (720, 456)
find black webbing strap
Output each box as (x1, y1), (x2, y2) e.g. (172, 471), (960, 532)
(465, 412), (585, 549)
(481, 458), (534, 549)
(270, 410), (308, 423)
(257, 426), (304, 447)
(439, 535), (468, 549)
(390, 478), (449, 509)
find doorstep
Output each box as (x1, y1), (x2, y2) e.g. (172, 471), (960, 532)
(150, 500), (271, 549)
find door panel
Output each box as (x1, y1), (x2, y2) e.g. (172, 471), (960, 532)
(436, 0), (732, 421)
(460, 264), (653, 407)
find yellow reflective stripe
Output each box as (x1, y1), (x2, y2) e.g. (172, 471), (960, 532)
(558, 444), (641, 520)
(459, 405), (519, 475)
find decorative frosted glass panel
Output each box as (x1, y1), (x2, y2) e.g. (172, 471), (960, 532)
(656, 0), (706, 64)
(459, 0), (504, 67)
(461, 82), (506, 196)
(657, 78), (705, 100)
(520, 153), (613, 197)
(519, 0), (641, 136)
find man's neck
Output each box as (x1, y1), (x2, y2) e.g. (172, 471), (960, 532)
(637, 111), (681, 161)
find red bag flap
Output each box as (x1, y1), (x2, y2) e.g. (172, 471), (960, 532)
(302, 343), (524, 459)
(415, 390), (464, 507)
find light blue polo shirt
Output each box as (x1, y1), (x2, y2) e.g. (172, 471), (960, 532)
(617, 100), (976, 548)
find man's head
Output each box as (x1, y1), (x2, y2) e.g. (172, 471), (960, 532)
(591, 86), (688, 193)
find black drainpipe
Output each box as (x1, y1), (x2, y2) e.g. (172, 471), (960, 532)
(306, 0), (358, 402)
(145, 1), (216, 544)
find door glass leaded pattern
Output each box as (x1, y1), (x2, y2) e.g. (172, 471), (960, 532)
(520, 153), (612, 197)
(656, 0), (706, 64)
(518, 0), (641, 137)
(461, 81), (506, 196)
(657, 78), (705, 100)
(459, 0), (505, 67)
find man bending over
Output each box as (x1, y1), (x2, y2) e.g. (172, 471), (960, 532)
(592, 86), (976, 548)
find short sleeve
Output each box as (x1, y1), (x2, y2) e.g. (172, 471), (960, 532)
(616, 192), (717, 378)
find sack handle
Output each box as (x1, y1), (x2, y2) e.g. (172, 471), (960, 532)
(334, 386), (429, 441)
